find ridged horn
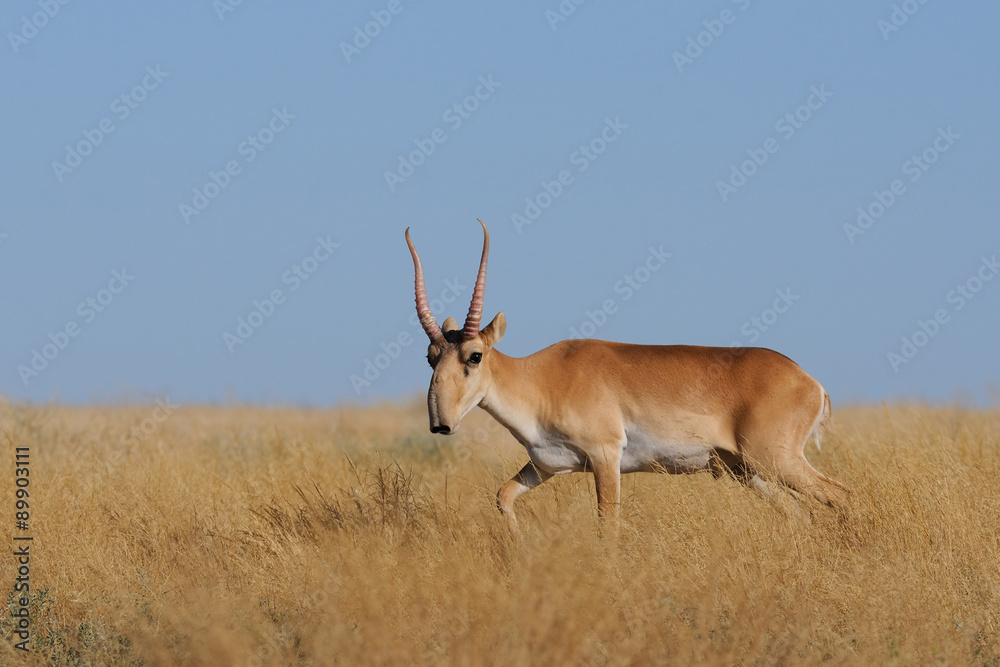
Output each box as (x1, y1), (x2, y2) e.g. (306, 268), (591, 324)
(405, 228), (443, 342)
(462, 219), (489, 339)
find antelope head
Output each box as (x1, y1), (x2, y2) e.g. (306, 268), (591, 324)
(405, 220), (505, 435)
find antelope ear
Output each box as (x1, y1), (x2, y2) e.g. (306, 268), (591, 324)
(441, 317), (460, 333)
(481, 312), (506, 347)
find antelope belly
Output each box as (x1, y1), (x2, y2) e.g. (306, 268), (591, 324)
(524, 439), (589, 474)
(621, 428), (713, 474)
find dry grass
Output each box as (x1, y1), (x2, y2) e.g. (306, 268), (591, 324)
(1, 399), (999, 665)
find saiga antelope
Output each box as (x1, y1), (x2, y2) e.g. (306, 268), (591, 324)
(406, 221), (847, 532)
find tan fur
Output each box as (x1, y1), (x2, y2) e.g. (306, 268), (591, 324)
(409, 223), (846, 532)
(425, 328), (849, 531)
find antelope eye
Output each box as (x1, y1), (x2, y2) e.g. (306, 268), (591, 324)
(469, 352), (483, 364)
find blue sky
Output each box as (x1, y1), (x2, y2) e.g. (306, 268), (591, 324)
(1, 1), (998, 405)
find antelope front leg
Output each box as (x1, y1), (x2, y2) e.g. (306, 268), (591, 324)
(592, 461), (621, 522)
(497, 462), (552, 537)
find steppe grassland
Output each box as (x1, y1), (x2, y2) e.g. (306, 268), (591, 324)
(0, 400), (999, 665)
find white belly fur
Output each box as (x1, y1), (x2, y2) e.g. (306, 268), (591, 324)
(620, 426), (713, 474)
(521, 426), (714, 475)
(523, 435), (588, 474)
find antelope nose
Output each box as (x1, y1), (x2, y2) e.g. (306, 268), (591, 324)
(431, 425), (451, 435)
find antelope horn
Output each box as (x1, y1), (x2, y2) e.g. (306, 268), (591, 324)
(405, 228), (443, 342)
(462, 219), (489, 339)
